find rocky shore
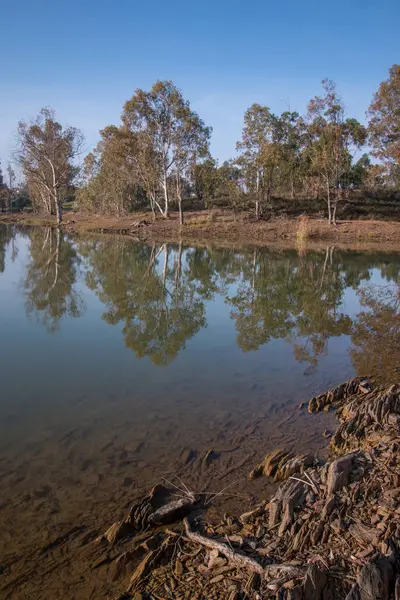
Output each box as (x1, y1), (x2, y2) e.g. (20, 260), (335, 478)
(92, 377), (400, 599)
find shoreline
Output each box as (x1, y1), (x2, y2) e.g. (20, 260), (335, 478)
(96, 377), (400, 599)
(3, 211), (400, 251)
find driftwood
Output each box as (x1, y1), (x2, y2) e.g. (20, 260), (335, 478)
(148, 494), (196, 525)
(183, 518), (304, 580)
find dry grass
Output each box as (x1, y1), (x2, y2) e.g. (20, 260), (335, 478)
(296, 215), (310, 246)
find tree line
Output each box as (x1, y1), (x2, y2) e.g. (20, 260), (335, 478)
(3, 64), (399, 224)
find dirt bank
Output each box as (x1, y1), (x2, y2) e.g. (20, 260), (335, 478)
(3, 210), (400, 250)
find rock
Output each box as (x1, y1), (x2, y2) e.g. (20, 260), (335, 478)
(327, 454), (356, 494)
(279, 455), (314, 480)
(349, 521), (381, 546)
(104, 520), (134, 544)
(239, 503), (265, 524)
(250, 448), (291, 480)
(358, 556), (393, 600)
(321, 494), (336, 519)
(345, 585), (361, 600)
(128, 550), (155, 591)
(303, 565), (327, 600)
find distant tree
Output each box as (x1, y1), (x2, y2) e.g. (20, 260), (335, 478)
(306, 80), (367, 224)
(236, 104), (279, 219)
(368, 64), (400, 183)
(347, 154), (371, 188)
(16, 108), (84, 224)
(192, 158), (219, 206)
(217, 160), (244, 218)
(273, 111), (306, 199)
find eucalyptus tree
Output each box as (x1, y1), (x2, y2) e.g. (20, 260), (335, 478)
(273, 111), (305, 199)
(122, 80), (211, 222)
(236, 104), (279, 219)
(16, 108), (83, 224)
(368, 64), (400, 186)
(306, 80), (367, 224)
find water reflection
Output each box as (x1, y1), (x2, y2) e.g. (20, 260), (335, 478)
(4, 226), (400, 375)
(24, 228), (85, 332)
(351, 283), (400, 383)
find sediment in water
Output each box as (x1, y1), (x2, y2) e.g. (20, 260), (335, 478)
(97, 378), (400, 599)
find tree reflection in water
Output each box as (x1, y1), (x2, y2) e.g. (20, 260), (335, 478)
(18, 227), (400, 375)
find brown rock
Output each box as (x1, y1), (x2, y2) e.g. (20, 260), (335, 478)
(321, 494), (336, 520)
(128, 550), (155, 591)
(104, 520), (133, 544)
(303, 565), (327, 600)
(358, 557), (393, 600)
(327, 454), (356, 494)
(239, 503), (265, 524)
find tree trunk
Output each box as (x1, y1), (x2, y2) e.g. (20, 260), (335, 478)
(332, 201), (337, 226)
(56, 198), (63, 225)
(255, 200), (260, 220)
(178, 197), (184, 226)
(291, 175), (295, 200)
(149, 195), (156, 221)
(162, 171), (169, 219)
(326, 183), (332, 225)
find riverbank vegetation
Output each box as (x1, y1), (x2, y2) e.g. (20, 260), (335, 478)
(0, 65), (399, 226)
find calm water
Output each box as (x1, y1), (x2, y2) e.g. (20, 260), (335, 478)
(1, 225), (400, 595)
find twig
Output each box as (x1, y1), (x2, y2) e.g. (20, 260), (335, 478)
(288, 476), (314, 489)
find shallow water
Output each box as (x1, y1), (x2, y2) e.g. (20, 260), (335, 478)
(1, 225), (400, 598)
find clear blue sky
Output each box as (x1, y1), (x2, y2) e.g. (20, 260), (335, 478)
(0, 0), (399, 176)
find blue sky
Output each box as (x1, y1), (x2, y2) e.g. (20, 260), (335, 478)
(1, 0), (399, 176)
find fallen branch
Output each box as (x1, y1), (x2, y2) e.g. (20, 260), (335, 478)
(183, 518), (264, 575)
(183, 518), (304, 580)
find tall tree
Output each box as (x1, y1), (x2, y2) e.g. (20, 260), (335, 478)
(368, 64), (400, 185)
(306, 80), (367, 224)
(16, 108), (83, 224)
(122, 81), (211, 222)
(236, 104), (279, 219)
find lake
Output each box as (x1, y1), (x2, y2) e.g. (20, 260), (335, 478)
(1, 224), (399, 598)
